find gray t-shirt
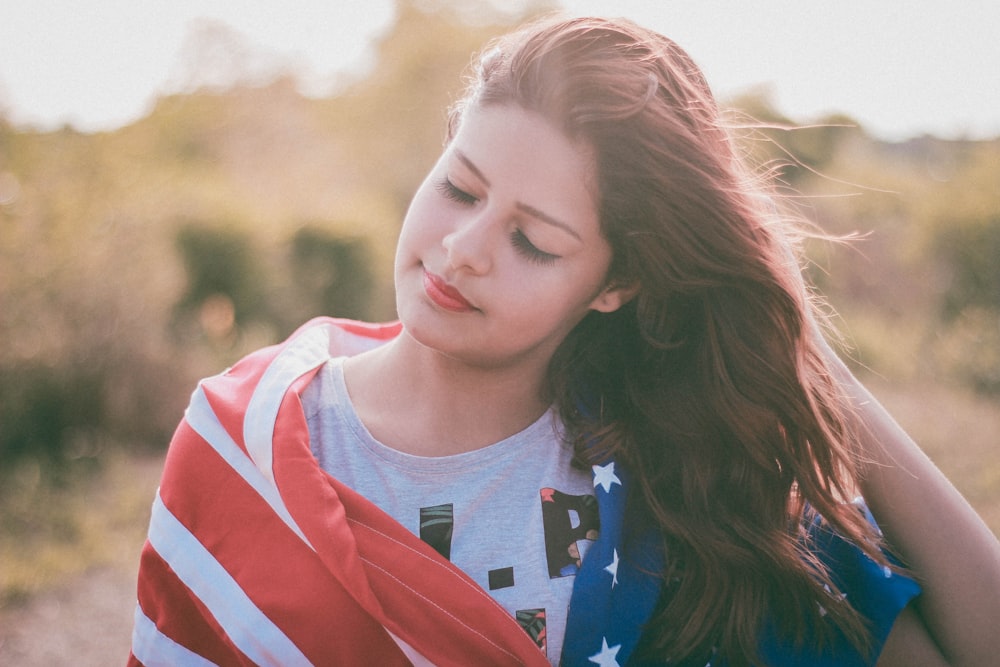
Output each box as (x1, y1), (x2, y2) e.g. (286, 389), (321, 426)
(302, 357), (598, 664)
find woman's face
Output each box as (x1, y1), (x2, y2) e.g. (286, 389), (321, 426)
(394, 104), (634, 370)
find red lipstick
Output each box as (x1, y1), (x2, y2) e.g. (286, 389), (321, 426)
(423, 270), (474, 312)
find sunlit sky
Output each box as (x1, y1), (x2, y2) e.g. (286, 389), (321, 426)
(2, 0), (998, 141)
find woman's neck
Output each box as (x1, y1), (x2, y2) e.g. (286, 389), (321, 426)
(341, 332), (552, 456)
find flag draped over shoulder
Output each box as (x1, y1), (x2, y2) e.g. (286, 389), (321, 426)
(129, 318), (550, 667)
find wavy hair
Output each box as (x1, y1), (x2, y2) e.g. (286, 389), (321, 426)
(452, 15), (891, 666)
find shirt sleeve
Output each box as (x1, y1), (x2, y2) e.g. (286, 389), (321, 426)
(756, 499), (922, 667)
(567, 456), (921, 667)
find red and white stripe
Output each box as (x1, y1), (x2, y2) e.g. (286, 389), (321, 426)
(129, 318), (548, 666)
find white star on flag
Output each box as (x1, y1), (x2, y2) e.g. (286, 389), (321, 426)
(588, 637), (622, 667)
(604, 548), (620, 587)
(592, 462), (621, 493)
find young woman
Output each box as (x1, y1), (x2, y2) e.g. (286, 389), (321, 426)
(130, 15), (1000, 667)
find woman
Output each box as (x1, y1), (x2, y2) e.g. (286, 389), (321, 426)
(130, 15), (1000, 667)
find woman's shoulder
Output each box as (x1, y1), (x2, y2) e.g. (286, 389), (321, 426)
(170, 318), (401, 467)
(209, 317), (402, 385)
(289, 317), (402, 350)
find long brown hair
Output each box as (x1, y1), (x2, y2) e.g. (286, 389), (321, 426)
(453, 16), (891, 666)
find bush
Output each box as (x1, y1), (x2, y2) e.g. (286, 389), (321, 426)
(0, 363), (104, 465)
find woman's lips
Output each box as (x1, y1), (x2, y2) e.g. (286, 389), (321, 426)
(423, 270), (475, 312)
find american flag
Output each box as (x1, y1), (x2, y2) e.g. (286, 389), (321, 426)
(129, 319), (547, 666)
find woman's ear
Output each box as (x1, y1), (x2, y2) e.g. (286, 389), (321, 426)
(590, 281), (640, 314)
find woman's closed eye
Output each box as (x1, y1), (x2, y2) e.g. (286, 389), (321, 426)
(435, 177), (478, 206)
(436, 176), (560, 265)
(510, 229), (559, 265)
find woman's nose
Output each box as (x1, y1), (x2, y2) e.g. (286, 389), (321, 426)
(442, 214), (493, 275)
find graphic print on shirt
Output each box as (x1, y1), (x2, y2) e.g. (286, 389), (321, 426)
(516, 608), (547, 653)
(540, 488), (600, 578)
(419, 503), (454, 559)
(488, 566), (515, 590)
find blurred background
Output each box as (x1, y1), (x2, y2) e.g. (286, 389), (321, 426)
(1, 0), (998, 662)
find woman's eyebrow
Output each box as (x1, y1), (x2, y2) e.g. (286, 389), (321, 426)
(455, 149), (491, 186)
(516, 202), (581, 241)
(454, 149), (581, 241)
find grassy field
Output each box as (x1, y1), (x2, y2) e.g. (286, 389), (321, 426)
(0, 453), (163, 609)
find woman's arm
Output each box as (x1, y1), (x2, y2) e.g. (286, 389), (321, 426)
(825, 349), (1000, 667)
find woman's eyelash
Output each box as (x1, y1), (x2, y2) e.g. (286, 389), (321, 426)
(511, 230), (559, 265)
(435, 178), (478, 205)
(434, 178), (558, 265)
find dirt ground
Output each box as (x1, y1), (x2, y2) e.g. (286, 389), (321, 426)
(0, 454), (160, 666)
(0, 564), (137, 665)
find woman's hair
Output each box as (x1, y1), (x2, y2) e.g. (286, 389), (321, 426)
(452, 15), (891, 666)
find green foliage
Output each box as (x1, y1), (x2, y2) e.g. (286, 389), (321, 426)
(174, 223), (268, 328)
(169, 221), (377, 344)
(0, 454), (160, 608)
(287, 226), (374, 326)
(936, 216), (1000, 319)
(931, 308), (1000, 394)
(0, 364), (103, 464)
(922, 210), (1000, 393)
